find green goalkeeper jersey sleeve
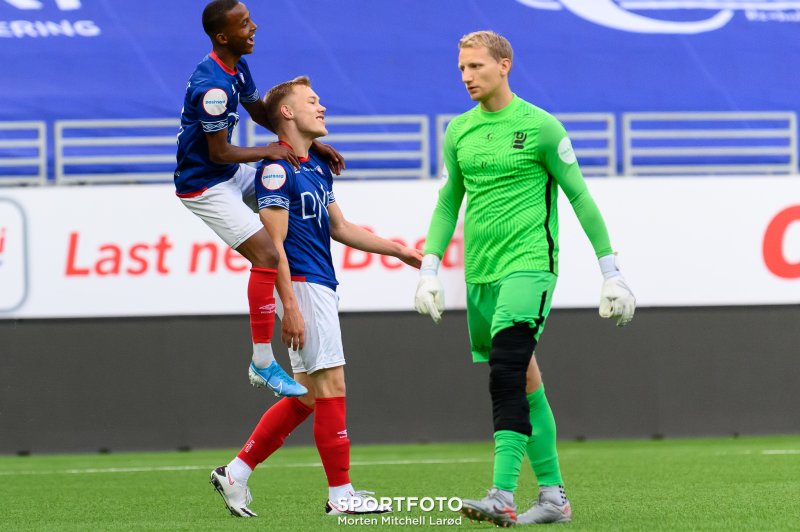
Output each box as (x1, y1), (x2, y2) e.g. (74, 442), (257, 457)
(423, 95), (613, 283)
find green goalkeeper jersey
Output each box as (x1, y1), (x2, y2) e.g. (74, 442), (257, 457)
(424, 95), (613, 283)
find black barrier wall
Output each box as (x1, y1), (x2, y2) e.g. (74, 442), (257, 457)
(1, 307), (799, 454)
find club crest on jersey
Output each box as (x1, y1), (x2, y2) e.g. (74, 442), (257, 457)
(261, 163), (287, 190)
(512, 131), (527, 149)
(202, 88), (228, 116)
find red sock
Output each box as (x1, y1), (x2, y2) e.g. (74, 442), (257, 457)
(314, 396), (350, 487)
(248, 267), (277, 343)
(237, 397), (313, 469)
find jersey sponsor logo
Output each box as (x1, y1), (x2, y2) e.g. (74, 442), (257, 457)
(514, 0), (800, 34)
(202, 88), (228, 116)
(260, 163), (287, 191)
(558, 137), (577, 165)
(301, 184), (332, 228)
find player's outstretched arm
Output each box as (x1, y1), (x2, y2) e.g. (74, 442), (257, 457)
(206, 129), (300, 168)
(243, 99), (273, 132)
(327, 202), (422, 268)
(260, 207), (306, 350)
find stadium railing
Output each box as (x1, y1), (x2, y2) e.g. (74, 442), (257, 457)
(248, 115), (430, 180)
(0, 121), (47, 186)
(55, 119), (178, 185)
(435, 113), (616, 178)
(2, 111), (798, 186)
(54, 119), (242, 185)
(622, 112), (798, 176)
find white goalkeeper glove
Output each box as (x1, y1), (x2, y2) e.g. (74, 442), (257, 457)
(598, 253), (636, 327)
(415, 254), (444, 324)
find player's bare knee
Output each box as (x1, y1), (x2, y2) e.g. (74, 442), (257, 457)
(236, 230), (279, 267)
(310, 365), (346, 397)
(526, 355), (543, 393)
(489, 324), (537, 435)
(250, 245), (279, 268)
(294, 373), (316, 408)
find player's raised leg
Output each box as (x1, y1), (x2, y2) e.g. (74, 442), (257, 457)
(237, 228), (307, 397)
(178, 167), (305, 397)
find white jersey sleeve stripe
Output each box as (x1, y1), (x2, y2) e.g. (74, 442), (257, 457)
(201, 119), (229, 133)
(258, 196), (290, 210)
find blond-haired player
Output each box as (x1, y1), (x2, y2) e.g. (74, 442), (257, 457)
(415, 31), (636, 526)
(210, 76), (421, 517)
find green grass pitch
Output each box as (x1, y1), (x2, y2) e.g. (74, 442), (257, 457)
(1, 435), (799, 531)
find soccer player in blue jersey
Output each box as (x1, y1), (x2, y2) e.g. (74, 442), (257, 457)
(175, 0), (345, 397)
(209, 76), (422, 518)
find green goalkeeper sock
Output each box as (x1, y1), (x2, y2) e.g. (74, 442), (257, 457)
(492, 430), (528, 492)
(526, 385), (564, 487)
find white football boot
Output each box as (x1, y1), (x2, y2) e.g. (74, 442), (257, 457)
(209, 466), (256, 517)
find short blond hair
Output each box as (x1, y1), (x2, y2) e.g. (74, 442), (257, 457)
(459, 30), (513, 63)
(263, 75), (312, 131)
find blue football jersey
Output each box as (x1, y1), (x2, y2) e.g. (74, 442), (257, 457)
(174, 52), (260, 196)
(255, 149), (338, 290)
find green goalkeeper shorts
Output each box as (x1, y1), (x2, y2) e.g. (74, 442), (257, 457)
(466, 270), (557, 363)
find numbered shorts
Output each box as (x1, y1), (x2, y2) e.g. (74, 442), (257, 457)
(178, 164), (262, 249)
(276, 281), (346, 375)
(467, 270), (557, 363)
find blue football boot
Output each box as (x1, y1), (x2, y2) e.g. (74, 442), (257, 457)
(248, 361), (307, 397)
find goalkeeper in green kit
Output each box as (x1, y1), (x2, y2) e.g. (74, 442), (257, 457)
(415, 31), (636, 527)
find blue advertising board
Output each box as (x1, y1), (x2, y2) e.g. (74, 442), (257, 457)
(2, 0), (799, 177)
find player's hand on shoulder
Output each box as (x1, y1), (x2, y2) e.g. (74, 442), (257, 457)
(414, 254), (444, 324)
(311, 141), (345, 175)
(264, 142), (300, 170)
(598, 253), (636, 327)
